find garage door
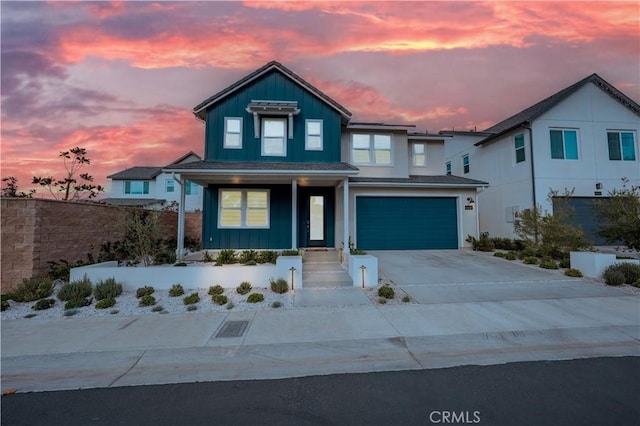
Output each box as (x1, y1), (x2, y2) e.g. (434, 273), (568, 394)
(553, 197), (610, 245)
(356, 197), (458, 250)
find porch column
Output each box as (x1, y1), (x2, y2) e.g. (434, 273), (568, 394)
(343, 178), (349, 252)
(291, 179), (297, 250)
(174, 174), (186, 260)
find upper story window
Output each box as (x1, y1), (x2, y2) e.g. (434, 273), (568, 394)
(607, 131), (636, 161)
(462, 155), (470, 174)
(412, 143), (426, 166)
(550, 129), (579, 160)
(351, 134), (392, 165)
(514, 133), (525, 163)
(262, 118), (287, 157)
(166, 179), (175, 193)
(185, 180), (199, 196)
(218, 189), (269, 228)
(224, 117), (242, 149)
(305, 120), (323, 151)
(125, 181), (149, 195)
(445, 161), (451, 175)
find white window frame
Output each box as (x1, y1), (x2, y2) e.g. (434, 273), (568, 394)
(350, 133), (393, 166)
(125, 181), (149, 195)
(185, 180), (199, 196)
(223, 117), (243, 149)
(218, 189), (270, 229)
(607, 130), (636, 161)
(305, 119), (323, 151)
(166, 179), (175, 193)
(261, 118), (287, 157)
(462, 155), (470, 174)
(549, 128), (579, 160)
(412, 142), (426, 166)
(514, 133), (526, 164)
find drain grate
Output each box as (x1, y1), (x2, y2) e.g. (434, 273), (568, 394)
(216, 320), (249, 338)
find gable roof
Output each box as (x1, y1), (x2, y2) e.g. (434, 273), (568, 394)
(476, 73), (640, 146)
(167, 151), (201, 166)
(107, 166), (162, 180)
(193, 61), (352, 122)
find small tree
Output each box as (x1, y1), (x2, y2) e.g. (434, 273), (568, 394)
(1, 176), (35, 198)
(121, 209), (166, 266)
(595, 178), (640, 252)
(32, 147), (104, 200)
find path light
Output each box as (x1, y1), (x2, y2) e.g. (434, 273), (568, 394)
(289, 266), (296, 292)
(360, 265), (366, 288)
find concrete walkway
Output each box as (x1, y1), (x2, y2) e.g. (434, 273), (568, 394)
(2, 276), (638, 393)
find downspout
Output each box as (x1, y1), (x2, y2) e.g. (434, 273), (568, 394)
(172, 172), (186, 260)
(522, 121), (538, 243)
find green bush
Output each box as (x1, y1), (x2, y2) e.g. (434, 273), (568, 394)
(402, 295), (411, 303)
(202, 250), (215, 263)
(378, 285), (395, 299)
(603, 268), (625, 286)
(539, 259), (559, 269)
(634, 279), (640, 288)
(136, 286), (155, 298)
(492, 238), (515, 251)
(212, 294), (228, 305)
(57, 276), (93, 302)
(257, 250), (278, 264)
(64, 297), (91, 310)
(604, 263), (640, 285)
(32, 298), (56, 311)
(518, 247), (538, 259)
(466, 232), (494, 252)
(236, 281), (252, 295)
(93, 278), (123, 301)
(216, 249), (237, 264)
(505, 252), (517, 260)
(183, 293), (200, 305)
(564, 268), (583, 277)
(169, 284), (185, 297)
(208, 285), (224, 296)
(154, 248), (176, 265)
(281, 250), (300, 256)
(271, 301), (283, 308)
(1, 299), (9, 311)
(138, 295), (156, 306)
(247, 293), (264, 303)
(493, 252), (506, 258)
(11, 276), (54, 302)
(270, 277), (289, 294)
(95, 297), (116, 309)
(239, 249), (258, 264)
(559, 258), (571, 269)
(523, 257), (539, 265)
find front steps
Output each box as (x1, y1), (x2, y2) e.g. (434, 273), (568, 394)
(303, 250), (353, 288)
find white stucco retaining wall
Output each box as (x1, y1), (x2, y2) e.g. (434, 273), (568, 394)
(343, 253), (378, 287)
(570, 251), (640, 279)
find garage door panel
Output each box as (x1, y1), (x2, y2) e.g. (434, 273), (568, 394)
(356, 197), (458, 250)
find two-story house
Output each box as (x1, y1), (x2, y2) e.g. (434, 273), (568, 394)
(444, 73), (640, 243)
(164, 61), (487, 254)
(105, 152), (203, 212)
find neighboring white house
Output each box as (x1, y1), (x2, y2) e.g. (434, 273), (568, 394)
(444, 73), (640, 243)
(104, 152), (203, 212)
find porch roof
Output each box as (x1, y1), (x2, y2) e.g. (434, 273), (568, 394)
(164, 161), (358, 173)
(349, 175), (489, 188)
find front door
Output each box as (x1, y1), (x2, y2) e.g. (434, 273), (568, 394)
(307, 195), (326, 247)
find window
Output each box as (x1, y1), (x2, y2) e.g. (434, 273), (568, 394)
(262, 118), (287, 156)
(550, 129), (579, 159)
(218, 189), (269, 228)
(412, 143), (426, 166)
(351, 134), (392, 165)
(185, 180), (199, 196)
(462, 155), (470, 174)
(305, 120), (323, 151)
(446, 161), (451, 175)
(224, 117), (242, 149)
(514, 134), (526, 163)
(607, 131), (636, 161)
(166, 179), (175, 193)
(125, 181), (149, 195)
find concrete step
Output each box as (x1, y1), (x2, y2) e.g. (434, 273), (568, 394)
(303, 250), (340, 263)
(303, 270), (351, 281)
(302, 279), (353, 288)
(303, 263), (346, 273)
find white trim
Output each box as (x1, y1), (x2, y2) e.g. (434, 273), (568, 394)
(165, 169), (358, 176)
(261, 117), (287, 157)
(347, 124), (415, 131)
(217, 189), (271, 229)
(305, 119), (323, 151)
(291, 180), (298, 250)
(412, 142), (426, 167)
(462, 154), (470, 174)
(223, 117), (243, 149)
(350, 133), (394, 166)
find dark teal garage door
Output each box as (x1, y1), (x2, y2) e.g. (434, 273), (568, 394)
(356, 197), (458, 250)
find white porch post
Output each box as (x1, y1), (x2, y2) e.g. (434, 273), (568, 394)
(291, 179), (297, 250)
(173, 173), (186, 260)
(343, 178), (349, 252)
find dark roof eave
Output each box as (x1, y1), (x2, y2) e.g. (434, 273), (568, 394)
(475, 122), (529, 146)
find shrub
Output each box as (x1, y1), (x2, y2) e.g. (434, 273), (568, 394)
(604, 263), (640, 285)
(93, 278), (123, 301)
(187, 305), (198, 311)
(378, 285), (395, 299)
(216, 249), (237, 264)
(493, 252), (506, 258)
(212, 294), (228, 305)
(138, 295), (156, 306)
(239, 249), (258, 264)
(64, 298), (91, 310)
(208, 285), (224, 296)
(33, 298), (56, 311)
(281, 250), (300, 256)
(1, 299), (9, 311)
(378, 298), (387, 304)
(226, 301), (234, 310)
(151, 305), (164, 312)
(247, 293), (264, 303)
(539, 259), (559, 269)
(466, 232), (494, 252)
(523, 257), (538, 265)
(257, 250), (278, 264)
(559, 258), (571, 269)
(169, 284), (185, 297)
(183, 293), (200, 305)
(492, 238), (515, 251)
(237, 281), (252, 295)
(202, 250), (215, 263)
(634, 279), (640, 288)
(136, 286), (155, 298)
(505, 252), (517, 261)
(154, 248), (176, 265)
(564, 268), (584, 277)
(11, 276), (54, 302)
(57, 276), (92, 302)
(270, 277), (289, 294)
(95, 297), (116, 309)
(603, 269), (625, 286)
(402, 295), (411, 303)
(271, 301), (282, 308)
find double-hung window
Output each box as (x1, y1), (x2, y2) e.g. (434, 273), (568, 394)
(166, 179), (175, 193)
(462, 155), (470, 174)
(125, 181), (149, 195)
(305, 120), (323, 151)
(185, 180), (199, 196)
(550, 129), (579, 160)
(412, 143), (426, 166)
(218, 189), (269, 228)
(514, 134), (525, 163)
(607, 131), (636, 161)
(445, 161), (451, 175)
(351, 134), (392, 165)
(224, 117), (242, 149)
(262, 118), (287, 156)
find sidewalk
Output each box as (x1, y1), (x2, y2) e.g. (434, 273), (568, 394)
(2, 282), (639, 393)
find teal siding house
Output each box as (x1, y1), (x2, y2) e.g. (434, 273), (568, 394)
(165, 62), (487, 253)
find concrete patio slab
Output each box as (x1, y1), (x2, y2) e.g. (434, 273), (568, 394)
(294, 287), (372, 307)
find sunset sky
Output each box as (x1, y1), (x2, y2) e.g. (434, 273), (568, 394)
(1, 1), (639, 196)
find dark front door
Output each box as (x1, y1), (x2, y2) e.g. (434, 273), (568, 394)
(306, 194), (326, 247)
(298, 187), (334, 248)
